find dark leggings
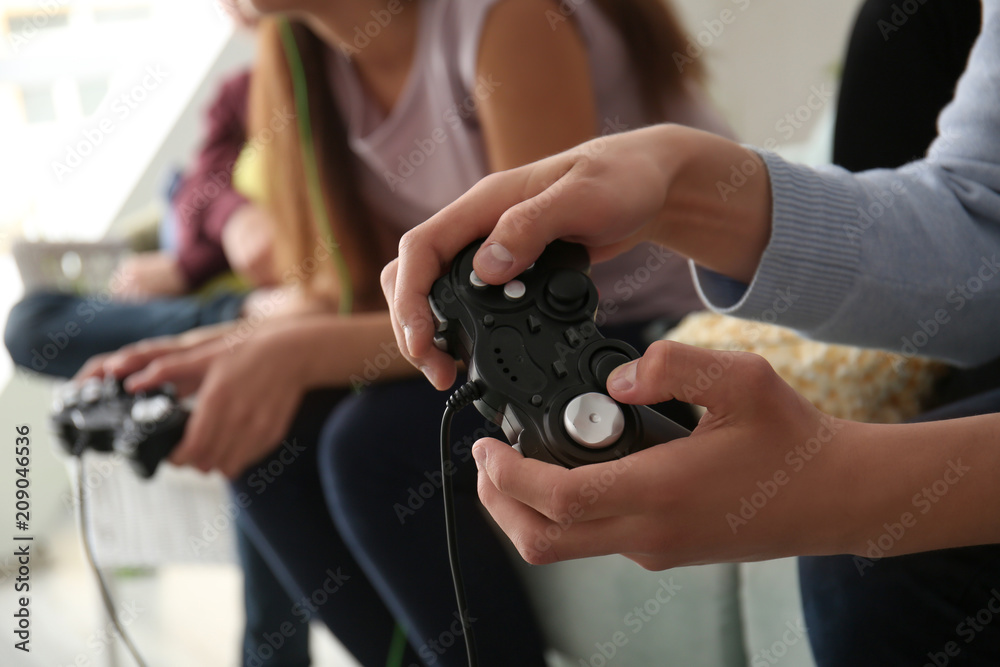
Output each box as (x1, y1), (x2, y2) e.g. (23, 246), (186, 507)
(231, 383), (544, 667)
(800, 2), (997, 665)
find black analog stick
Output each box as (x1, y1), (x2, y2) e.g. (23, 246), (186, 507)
(592, 350), (632, 387)
(545, 270), (590, 313)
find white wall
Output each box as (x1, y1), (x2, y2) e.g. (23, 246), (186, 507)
(673, 0), (864, 146)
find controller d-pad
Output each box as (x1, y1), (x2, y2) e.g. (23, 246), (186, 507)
(564, 328), (582, 347)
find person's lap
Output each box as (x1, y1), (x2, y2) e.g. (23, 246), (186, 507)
(232, 379), (548, 667)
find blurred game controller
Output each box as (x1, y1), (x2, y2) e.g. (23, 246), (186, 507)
(50, 376), (188, 478)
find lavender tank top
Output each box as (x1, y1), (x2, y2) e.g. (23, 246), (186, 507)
(327, 0), (732, 325)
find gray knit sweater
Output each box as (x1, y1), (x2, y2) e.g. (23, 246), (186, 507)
(693, 0), (1000, 367)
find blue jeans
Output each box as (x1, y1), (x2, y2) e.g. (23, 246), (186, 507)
(3, 290), (245, 378)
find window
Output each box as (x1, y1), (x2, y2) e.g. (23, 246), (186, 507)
(78, 78), (110, 116)
(20, 84), (56, 124)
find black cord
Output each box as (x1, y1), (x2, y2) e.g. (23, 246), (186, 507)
(442, 382), (482, 667)
(75, 451), (148, 667)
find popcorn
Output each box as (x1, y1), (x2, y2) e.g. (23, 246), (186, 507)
(666, 313), (945, 423)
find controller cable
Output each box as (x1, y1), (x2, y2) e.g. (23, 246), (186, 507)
(441, 381), (483, 667)
(72, 442), (148, 667)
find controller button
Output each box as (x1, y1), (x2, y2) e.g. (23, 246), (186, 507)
(80, 378), (103, 404)
(564, 328), (582, 347)
(483, 315), (496, 327)
(527, 315), (542, 333)
(563, 393), (625, 449)
(592, 351), (633, 387)
(469, 270), (487, 288)
(546, 271), (589, 313)
(552, 360), (568, 378)
(432, 335), (450, 352)
(132, 396), (173, 424)
(503, 280), (527, 300)
(531, 394), (543, 407)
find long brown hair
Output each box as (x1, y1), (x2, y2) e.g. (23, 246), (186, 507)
(249, 18), (382, 311)
(592, 0), (704, 120)
(248, 1), (704, 310)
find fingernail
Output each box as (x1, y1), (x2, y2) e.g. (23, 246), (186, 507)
(608, 361), (637, 392)
(478, 243), (514, 276)
(403, 325), (416, 357)
(472, 443), (487, 470)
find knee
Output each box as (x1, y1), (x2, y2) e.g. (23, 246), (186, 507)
(4, 292), (73, 373)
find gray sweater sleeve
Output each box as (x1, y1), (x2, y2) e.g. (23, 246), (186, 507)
(692, 0), (1000, 367)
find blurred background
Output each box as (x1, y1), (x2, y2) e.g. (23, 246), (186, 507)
(0, 1), (863, 665)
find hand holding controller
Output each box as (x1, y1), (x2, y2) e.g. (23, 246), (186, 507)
(51, 376), (189, 478)
(429, 239), (690, 467)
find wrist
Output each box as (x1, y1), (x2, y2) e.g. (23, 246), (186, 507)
(653, 125), (772, 284)
(823, 419), (879, 556)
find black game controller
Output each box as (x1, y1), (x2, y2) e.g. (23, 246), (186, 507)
(50, 376), (189, 478)
(429, 239), (691, 468)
